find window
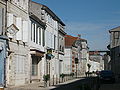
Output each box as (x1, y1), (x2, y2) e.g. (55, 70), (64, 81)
(32, 56), (41, 76)
(31, 20), (45, 46)
(113, 32), (119, 46)
(15, 55), (25, 74)
(54, 35), (56, 49)
(33, 24), (35, 42)
(36, 26), (38, 44)
(59, 45), (61, 51)
(43, 29), (45, 46)
(62, 46), (64, 52)
(38, 27), (41, 45)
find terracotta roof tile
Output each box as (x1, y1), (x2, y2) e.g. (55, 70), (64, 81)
(65, 35), (78, 47)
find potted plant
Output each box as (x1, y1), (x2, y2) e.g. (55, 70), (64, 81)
(60, 73), (65, 82)
(70, 72), (74, 78)
(43, 74), (50, 87)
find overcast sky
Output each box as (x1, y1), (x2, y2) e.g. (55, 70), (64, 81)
(33, 0), (120, 50)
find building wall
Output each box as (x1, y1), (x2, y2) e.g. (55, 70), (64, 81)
(64, 48), (72, 74)
(44, 8), (59, 77)
(110, 30), (120, 78)
(89, 54), (104, 72)
(89, 60), (100, 72)
(6, 0), (30, 86)
(0, 0), (6, 35)
(0, 0), (7, 87)
(29, 1), (46, 82)
(79, 41), (89, 76)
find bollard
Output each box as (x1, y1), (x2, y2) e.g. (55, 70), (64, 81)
(49, 78), (50, 86)
(53, 75), (54, 86)
(56, 75), (57, 84)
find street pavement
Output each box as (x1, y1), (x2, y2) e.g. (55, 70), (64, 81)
(5, 77), (120, 90)
(5, 78), (84, 90)
(99, 82), (120, 90)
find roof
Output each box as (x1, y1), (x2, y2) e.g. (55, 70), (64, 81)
(89, 51), (100, 55)
(29, 13), (46, 28)
(65, 35), (78, 47)
(31, 1), (65, 26)
(109, 26), (120, 33)
(65, 35), (87, 47)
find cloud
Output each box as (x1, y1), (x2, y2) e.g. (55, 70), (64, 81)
(65, 21), (120, 50)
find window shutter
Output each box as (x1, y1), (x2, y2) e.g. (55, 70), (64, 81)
(16, 17), (22, 40)
(23, 21), (28, 42)
(52, 34), (54, 48)
(7, 13), (13, 27)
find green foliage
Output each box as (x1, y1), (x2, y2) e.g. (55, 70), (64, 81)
(70, 73), (74, 77)
(87, 64), (91, 68)
(43, 74), (50, 82)
(60, 73), (65, 78)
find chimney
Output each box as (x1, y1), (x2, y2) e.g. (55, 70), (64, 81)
(78, 34), (81, 39)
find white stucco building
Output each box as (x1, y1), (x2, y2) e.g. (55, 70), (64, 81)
(6, 0), (30, 86)
(64, 35), (89, 77)
(88, 51), (104, 72)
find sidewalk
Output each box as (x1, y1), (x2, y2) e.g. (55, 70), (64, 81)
(5, 78), (83, 90)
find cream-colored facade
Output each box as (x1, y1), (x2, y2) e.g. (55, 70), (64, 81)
(6, 0), (30, 86)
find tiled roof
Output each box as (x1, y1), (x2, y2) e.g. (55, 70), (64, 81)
(89, 51), (100, 55)
(65, 35), (78, 47)
(109, 26), (120, 33)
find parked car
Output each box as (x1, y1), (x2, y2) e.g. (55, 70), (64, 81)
(99, 70), (115, 83)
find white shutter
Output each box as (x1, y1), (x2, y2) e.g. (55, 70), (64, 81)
(16, 17), (22, 40)
(7, 13), (13, 27)
(23, 21), (28, 42)
(51, 33), (54, 48)
(45, 30), (48, 46)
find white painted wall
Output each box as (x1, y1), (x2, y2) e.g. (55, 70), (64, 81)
(89, 60), (100, 72)
(64, 48), (72, 74)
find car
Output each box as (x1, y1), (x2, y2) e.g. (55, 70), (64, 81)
(99, 70), (115, 83)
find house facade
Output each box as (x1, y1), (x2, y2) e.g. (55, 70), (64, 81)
(6, 0), (30, 86)
(64, 35), (78, 75)
(109, 26), (120, 79)
(64, 35), (89, 77)
(41, 4), (65, 79)
(29, 1), (66, 81)
(58, 22), (66, 75)
(29, 1), (46, 83)
(76, 38), (89, 76)
(0, 0), (8, 87)
(89, 51), (104, 72)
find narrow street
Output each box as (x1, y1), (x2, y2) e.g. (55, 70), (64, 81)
(5, 77), (120, 90)
(99, 82), (120, 90)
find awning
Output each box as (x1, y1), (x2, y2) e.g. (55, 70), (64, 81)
(30, 49), (45, 57)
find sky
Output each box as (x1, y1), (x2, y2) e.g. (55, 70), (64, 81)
(32, 0), (120, 50)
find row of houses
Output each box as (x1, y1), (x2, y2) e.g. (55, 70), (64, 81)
(0, 0), (105, 87)
(108, 26), (120, 80)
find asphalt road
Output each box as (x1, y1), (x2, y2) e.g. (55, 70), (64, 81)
(99, 83), (120, 90)
(50, 77), (99, 90)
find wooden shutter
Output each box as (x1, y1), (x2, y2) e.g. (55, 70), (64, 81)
(23, 21), (28, 42)
(16, 17), (22, 40)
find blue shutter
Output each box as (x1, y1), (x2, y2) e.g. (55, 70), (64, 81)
(0, 41), (6, 86)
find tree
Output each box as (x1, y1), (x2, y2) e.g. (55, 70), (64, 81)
(87, 63), (91, 72)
